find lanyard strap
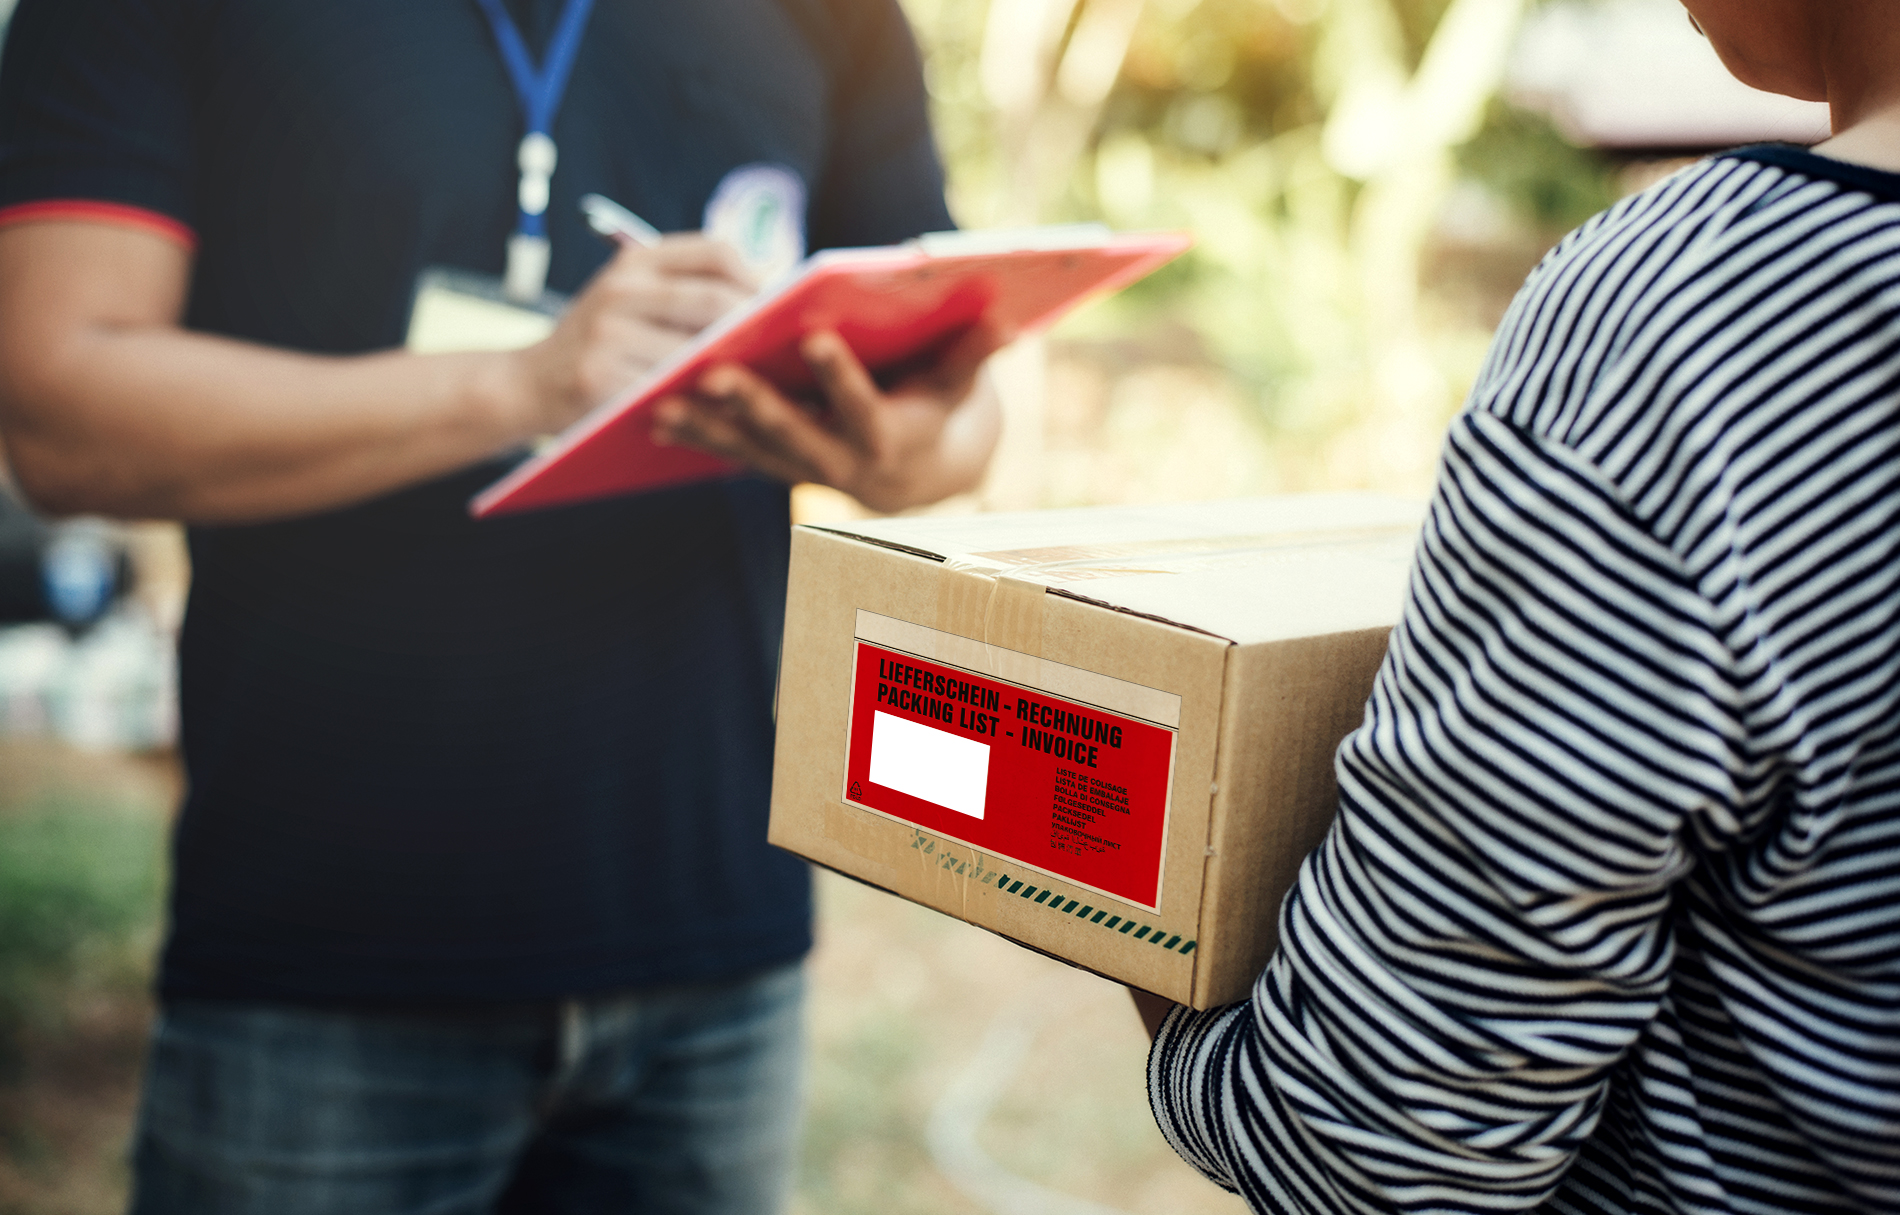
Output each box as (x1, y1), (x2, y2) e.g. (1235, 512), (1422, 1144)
(473, 0), (597, 241)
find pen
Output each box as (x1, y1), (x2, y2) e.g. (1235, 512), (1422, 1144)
(579, 193), (663, 248)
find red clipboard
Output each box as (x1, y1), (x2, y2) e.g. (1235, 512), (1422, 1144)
(469, 227), (1192, 517)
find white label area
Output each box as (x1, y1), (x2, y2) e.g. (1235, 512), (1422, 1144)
(868, 710), (992, 819)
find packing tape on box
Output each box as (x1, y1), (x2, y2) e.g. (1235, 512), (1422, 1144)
(943, 525), (1418, 585)
(935, 568), (1045, 658)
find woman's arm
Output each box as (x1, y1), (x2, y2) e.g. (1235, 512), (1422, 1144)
(1148, 412), (1734, 1213)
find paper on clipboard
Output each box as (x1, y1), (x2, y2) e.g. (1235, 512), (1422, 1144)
(468, 226), (1193, 518)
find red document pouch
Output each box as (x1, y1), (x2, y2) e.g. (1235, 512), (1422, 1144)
(841, 639), (1178, 911)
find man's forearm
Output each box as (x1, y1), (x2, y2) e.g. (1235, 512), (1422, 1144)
(3, 324), (535, 522)
(0, 221), (548, 522)
(0, 220), (757, 524)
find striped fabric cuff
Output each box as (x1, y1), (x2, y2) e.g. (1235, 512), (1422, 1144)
(0, 200), (196, 251)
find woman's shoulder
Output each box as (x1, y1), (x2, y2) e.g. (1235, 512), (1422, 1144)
(1475, 149), (1900, 443)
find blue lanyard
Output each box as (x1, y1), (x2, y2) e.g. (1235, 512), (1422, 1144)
(473, 0), (597, 241)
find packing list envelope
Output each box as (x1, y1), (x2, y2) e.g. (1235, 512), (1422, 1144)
(844, 614), (1180, 912)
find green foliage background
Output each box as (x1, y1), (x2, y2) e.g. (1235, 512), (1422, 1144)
(901, 0), (1618, 482)
(0, 799), (163, 1059)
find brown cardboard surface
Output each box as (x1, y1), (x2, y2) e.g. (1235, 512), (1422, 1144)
(769, 497), (1421, 1008)
(1192, 629), (1393, 1007)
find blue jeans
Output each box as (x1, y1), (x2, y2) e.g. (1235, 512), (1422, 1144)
(128, 963), (805, 1215)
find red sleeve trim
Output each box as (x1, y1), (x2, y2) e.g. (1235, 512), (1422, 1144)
(0, 200), (197, 251)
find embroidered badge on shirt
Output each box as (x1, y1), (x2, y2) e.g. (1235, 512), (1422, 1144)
(703, 163), (807, 282)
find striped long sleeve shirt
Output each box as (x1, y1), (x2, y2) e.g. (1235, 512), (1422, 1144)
(1149, 146), (1900, 1215)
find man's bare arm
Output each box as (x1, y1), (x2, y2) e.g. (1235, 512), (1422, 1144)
(0, 221), (753, 523)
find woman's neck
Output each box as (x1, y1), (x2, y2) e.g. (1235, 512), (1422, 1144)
(1809, 5), (1900, 172)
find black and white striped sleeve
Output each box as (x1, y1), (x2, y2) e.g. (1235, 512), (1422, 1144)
(1149, 407), (1745, 1214)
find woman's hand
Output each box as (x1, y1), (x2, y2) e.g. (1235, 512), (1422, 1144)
(1130, 987), (1176, 1039)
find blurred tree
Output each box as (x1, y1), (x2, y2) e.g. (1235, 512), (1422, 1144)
(901, 0), (1614, 499)
(1457, 97), (1618, 230)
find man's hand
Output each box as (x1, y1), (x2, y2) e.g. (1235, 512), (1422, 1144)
(648, 320), (1007, 513)
(518, 235), (757, 434)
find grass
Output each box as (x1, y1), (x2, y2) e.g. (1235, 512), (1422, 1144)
(0, 807), (163, 1056)
(0, 741), (172, 1215)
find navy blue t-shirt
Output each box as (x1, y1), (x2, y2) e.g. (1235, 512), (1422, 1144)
(0, 0), (953, 1003)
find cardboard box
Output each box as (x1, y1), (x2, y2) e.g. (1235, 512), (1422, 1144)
(768, 495), (1423, 1008)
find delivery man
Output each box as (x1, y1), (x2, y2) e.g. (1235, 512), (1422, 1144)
(0, 0), (1000, 1210)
